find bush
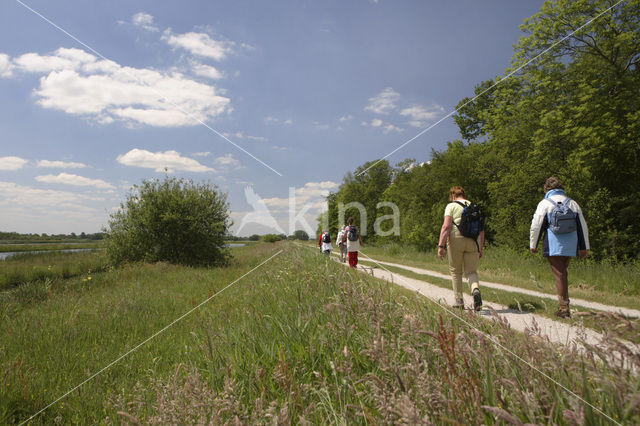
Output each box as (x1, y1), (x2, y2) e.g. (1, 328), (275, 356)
(291, 230), (309, 241)
(105, 177), (231, 267)
(262, 234), (283, 243)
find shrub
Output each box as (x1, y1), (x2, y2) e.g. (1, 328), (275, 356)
(105, 177), (231, 267)
(262, 234), (283, 243)
(291, 230), (309, 241)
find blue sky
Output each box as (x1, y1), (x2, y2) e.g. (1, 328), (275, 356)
(0, 0), (543, 236)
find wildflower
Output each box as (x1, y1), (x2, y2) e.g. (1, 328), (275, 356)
(87, 276), (92, 281)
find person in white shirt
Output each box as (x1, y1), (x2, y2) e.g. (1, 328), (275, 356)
(336, 226), (347, 262)
(530, 176), (589, 318)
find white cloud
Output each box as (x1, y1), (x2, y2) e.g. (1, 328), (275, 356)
(163, 31), (233, 61)
(0, 53), (13, 77)
(0, 181), (107, 233)
(192, 151), (211, 157)
(247, 135), (268, 142)
(213, 153), (242, 168)
(271, 145), (287, 151)
(191, 62), (224, 79)
(262, 181), (339, 212)
(117, 148), (214, 173)
(264, 116), (292, 125)
(365, 87), (400, 115)
(132, 12), (159, 32)
(400, 104), (444, 127)
(0, 156), (28, 170)
(36, 160), (87, 169)
(313, 122), (329, 131)
(361, 118), (403, 133)
(35, 172), (115, 189)
(339, 114), (354, 122)
(4, 48), (231, 127)
(383, 123), (403, 133)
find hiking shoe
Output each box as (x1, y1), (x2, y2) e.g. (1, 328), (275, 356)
(472, 288), (483, 311)
(452, 298), (464, 309)
(555, 307), (571, 318)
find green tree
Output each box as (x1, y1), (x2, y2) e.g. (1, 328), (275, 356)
(105, 176), (231, 266)
(291, 230), (309, 241)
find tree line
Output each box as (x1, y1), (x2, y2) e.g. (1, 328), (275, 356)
(320, 0), (640, 261)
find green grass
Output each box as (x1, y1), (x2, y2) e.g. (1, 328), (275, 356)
(1, 242), (638, 424)
(0, 250), (109, 290)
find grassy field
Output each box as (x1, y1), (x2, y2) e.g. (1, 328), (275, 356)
(0, 250), (109, 290)
(1, 242), (638, 424)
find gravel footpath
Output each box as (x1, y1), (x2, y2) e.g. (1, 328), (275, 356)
(319, 248), (638, 351)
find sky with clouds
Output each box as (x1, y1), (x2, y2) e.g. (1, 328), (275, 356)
(0, 0), (543, 236)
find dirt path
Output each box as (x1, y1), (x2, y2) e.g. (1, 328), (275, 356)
(320, 248), (638, 352)
(356, 254), (640, 318)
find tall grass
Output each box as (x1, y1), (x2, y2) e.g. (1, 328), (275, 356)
(1, 242), (638, 424)
(0, 250), (108, 290)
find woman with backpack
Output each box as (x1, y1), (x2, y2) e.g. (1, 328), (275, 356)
(437, 186), (485, 311)
(345, 217), (363, 268)
(530, 177), (589, 318)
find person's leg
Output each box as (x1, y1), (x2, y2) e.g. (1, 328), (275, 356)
(447, 234), (464, 304)
(462, 238), (482, 310)
(462, 239), (480, 292)
(548, 256), (571, 317)
(348, 251), (357, 267)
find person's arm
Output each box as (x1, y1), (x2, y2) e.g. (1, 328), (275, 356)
(437, 215), (453, 260)
(530, 201), (546, 253)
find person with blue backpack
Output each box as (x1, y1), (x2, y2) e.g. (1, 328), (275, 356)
(530, 176), (590, 318)
(437, 186), (485, 311)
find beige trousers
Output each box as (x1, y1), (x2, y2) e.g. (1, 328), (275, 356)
(447, 231), (480, 299)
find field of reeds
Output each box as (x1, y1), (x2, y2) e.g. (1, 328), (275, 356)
(1, 242), (638, 424)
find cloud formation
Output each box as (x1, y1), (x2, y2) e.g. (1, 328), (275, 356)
(37, 160), (87, 169)
(163, 31), (233, 61)
(35, 172), (114, 189)
(400, 105), (445, 127)
(132, 12), (159, 32)
(365, 87), (400, 115)
(0, 156), (28, 170)
(117, 148), (214, 173)
(1, 47), (231, 127)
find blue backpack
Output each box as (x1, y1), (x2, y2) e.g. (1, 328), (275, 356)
(545, 198), (577, 234)
(454, 201), (484, 242)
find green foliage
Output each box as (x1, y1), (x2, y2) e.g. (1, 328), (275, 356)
(291, 230), (310, 241)
(105, 176), (231, 267)
(262, 233), (284, 243)
(321, 0), (640, 261)
(248, 234), (260, 241)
